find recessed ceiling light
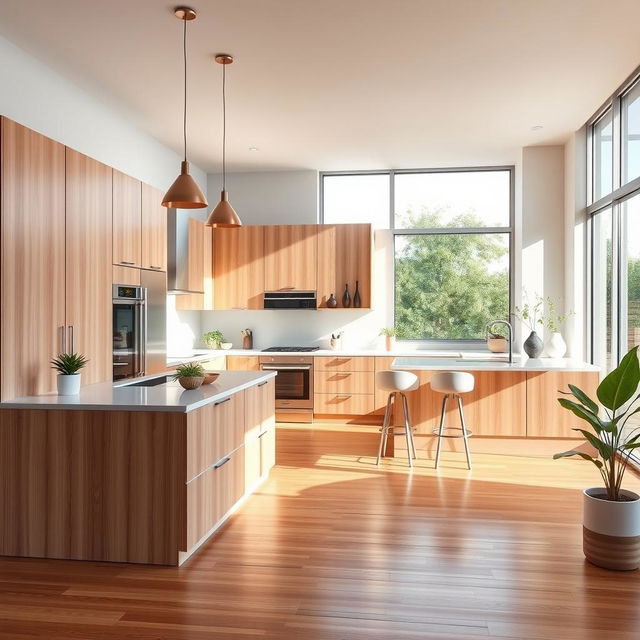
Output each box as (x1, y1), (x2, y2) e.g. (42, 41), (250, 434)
(531, 125), (543, 131)
(249, 147), (259, 152)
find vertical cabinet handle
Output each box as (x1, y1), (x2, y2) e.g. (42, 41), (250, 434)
(68, 325), (75, 353)
(60, 326), (66, 354)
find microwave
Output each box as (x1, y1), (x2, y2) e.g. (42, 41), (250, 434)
(263, 290), (317, 310)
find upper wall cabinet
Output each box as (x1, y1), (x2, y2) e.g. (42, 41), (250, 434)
(264, 224), (317, 291)
(1, 118), (67, 400)
(113, 170), (142, 267)
(176, 218), (213, 311)
(65, 148), (113, 385)
(317, 223), (372, 309)
(141, 183), (167, 272)
(213, 226), (265, 310)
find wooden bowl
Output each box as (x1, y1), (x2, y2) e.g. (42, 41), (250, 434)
(202, 372), (220, 385)
(178, 376), (204, 390)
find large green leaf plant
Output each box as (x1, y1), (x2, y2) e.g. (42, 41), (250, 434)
(554, 346), (640, 501)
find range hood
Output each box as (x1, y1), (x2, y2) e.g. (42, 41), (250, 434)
(167, 209), (204, 295)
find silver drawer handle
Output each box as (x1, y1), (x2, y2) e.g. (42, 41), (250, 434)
(257, 381), (268, 387)
(213, 456), (231, 469)
(149, 265), (162, 270)
(120, 260), (135, 265)
(214, 397), (231, 406)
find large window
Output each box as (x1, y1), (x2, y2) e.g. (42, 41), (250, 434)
(322, 168), (513, 341)
(589, 71), (640, 373)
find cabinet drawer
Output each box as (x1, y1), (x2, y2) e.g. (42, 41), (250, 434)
(260, 428), (276, 476)
(314, 356), (374, 372)
(314, 393), (375, 415)
(244, 437), (261, 491)
(227, 356), (260, 371)
(186, 466), (216, 550)
(314, 370), (374, 395)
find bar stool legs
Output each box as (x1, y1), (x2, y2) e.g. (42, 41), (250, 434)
(376, 391), (416, 468)
(433, 393), (472, 470)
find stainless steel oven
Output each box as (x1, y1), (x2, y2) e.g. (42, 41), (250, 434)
(112, 284), (146, 381)
(259, 356), (314, 423)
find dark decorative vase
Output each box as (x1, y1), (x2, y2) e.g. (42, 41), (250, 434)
(353, 281), (361, 308)
(327, 293), (338, 308)
(342, 284), (351, 308)
(523, 330), (543, 358)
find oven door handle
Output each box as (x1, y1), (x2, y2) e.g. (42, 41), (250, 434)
(261, 365), (312, 371)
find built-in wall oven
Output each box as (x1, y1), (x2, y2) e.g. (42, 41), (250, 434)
(112, 285), (146, 381)
(259, 356), (314, 423)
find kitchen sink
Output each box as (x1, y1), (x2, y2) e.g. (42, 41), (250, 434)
(123, 375), (171, 387)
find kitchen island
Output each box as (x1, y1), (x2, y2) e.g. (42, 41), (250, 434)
(0, 371), (276, 566)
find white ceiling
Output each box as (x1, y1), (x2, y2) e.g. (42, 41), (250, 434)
(1, 0), (640, 172)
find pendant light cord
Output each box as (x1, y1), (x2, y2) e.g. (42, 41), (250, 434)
(182, 17), (187, 162)
(222, 61), (227, 191)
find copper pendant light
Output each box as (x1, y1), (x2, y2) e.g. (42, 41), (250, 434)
(206, 54), (242, 227)
(162, 7), (208, 209)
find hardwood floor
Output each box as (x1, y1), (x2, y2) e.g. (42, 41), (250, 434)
(0, 423), (639, 639)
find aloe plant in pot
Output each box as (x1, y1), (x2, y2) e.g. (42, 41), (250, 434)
(51, 352), (89, 395)
(173, 362), (205, 390)
(554, 346), (640, 570)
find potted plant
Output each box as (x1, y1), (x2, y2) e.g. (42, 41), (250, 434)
(379, 327), (397, 352)
(487, 330), (508, 353)
(514, 293), (544, 358)
(541, 296), (571, 358)
(203, 330), (225, 349)
(51, 352), (89, 395)
(554, 346), (640, 570)
(173, 362), (206, 390)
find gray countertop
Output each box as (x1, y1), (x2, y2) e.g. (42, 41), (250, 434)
(1, 371), (276, 413)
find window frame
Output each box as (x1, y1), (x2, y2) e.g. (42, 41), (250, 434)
(588, 66), (640, 367)
(320, 166), (516, 345)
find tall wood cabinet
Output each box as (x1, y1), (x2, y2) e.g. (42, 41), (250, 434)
(141, 183), (167, 271)
(176, 218), (213, 311)
(1, 118), (67, 400)
(65, 148), (113, 385)
(264, 224), (317, 291)
(317, 223), (372, 308)
(113, 169), (141, 267)
(213, 226), (265, 310)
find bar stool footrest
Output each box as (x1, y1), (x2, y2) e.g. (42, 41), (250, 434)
(431, 427), (472, 438)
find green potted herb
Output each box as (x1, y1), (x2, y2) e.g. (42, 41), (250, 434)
(379, 327), (397, 352)
(554, 346), (640, 570)
(203, 330), (225, 349)
(51, 352), (89, 395)
(487, 330), (508, 353)
(173, 362), (205, 390)
(541, 296), (572, 358)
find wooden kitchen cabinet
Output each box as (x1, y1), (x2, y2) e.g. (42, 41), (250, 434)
(0, 118), (66, 400)
(213, 225), (265, 310)
(113, 169), (142, 267)
(176, 218), (213, 311)
(141, 183), (167, 271)
(264, 224), (317, 291)
(314, 356), (375, 416)
(526, 371), (599, 438)
(245, 378), (276, 441)
(260, 427), (276, 476)
(317, 223), (372, 308)
(113, 265), (140, 286)
(65, 148), (113, 385)
(227, 356), (261, 371)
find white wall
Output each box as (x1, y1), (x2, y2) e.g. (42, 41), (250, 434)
(0, 36), (207, 191)
(207, 170), (318, 225)
(521, 145), (566, 341)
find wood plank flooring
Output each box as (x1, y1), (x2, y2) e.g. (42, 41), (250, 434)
(0, 422), (638, 639)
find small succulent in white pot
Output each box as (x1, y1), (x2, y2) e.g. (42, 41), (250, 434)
(554, 346), (640, 570)
(51, 352), (89, 395)
(173, 362), (205, 390)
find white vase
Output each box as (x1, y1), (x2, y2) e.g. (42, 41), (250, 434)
(385, 335), (395, 351)
(57, 373), (81, 395)
(583, 488), (640, 570)
(545, 332), (567, 358)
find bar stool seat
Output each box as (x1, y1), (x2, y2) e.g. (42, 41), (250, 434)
(376, 371), (418, 467)
(431, 371), (474, 469)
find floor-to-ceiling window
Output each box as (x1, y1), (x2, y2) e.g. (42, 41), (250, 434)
(321, 167), (514, 345)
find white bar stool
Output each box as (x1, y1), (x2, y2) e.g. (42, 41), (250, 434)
(431, 371), (474, 470)
(376, 370), (419, 467)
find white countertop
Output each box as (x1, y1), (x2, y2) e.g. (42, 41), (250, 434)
(1, 371), (277, 413)
(391, 356), (599, 372)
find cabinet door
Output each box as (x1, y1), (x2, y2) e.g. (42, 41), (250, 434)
(1, 118), (66, 400)
(264, 224), (317, 291)
(260, 428), (276, 476)
(65, 149), (113, 385)
(213, 226), (264, 310)
(141, 183), (167, 271)
(317, 223), (372, 308)
(527, 371), (599, 437)
(227, 356), (260, 371)
(176, 218), (213, 311)
(245, 378), (275, 442)
(113, 170), (141, 267)
(113, 265), (140, 286)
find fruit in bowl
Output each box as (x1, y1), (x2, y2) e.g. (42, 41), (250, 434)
(220, 342), (233, 350)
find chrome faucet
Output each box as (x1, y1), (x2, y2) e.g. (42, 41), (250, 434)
(486, 320), (513, 364)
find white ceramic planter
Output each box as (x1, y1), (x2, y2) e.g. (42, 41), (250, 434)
(583, 487), (640, 570)
(385, 335), (396, 352)
(57, 374), (81, 395)
(545, 332), (567, 358)
(487, 337), (508, 353)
